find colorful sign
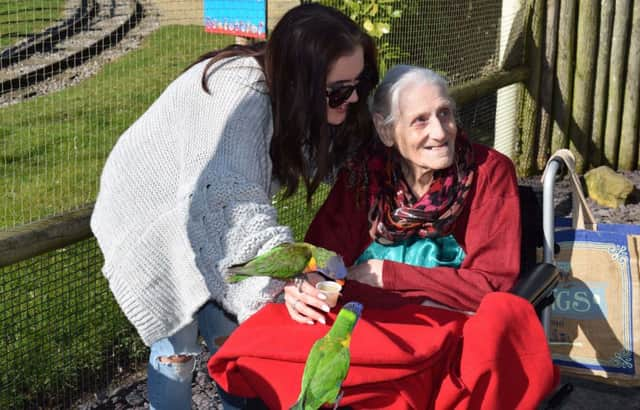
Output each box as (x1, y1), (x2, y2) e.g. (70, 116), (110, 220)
(204, 0), (267, 40)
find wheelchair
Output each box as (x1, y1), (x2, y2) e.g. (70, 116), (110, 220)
(513, 155), (576, 409)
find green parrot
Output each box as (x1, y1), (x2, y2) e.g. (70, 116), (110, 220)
(290, 301), (364, 410)
(225, 242), (347, 284)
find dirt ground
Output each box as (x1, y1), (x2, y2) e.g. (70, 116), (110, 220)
(518, 169), (640, 225)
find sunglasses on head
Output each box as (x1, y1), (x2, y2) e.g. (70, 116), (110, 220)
(325, 71), (373, 108)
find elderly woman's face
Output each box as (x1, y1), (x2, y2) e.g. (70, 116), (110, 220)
(389, 82), (457, 174)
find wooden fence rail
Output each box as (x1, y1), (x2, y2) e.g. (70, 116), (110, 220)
(0, 206), (93, 267)
(0, 66), (529, 267)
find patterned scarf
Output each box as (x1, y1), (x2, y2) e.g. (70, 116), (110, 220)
(356, 130), (475, 244)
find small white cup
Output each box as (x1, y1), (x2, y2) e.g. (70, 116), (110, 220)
(315, 281), (342, 308)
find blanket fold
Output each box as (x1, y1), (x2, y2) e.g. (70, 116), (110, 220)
(208, 292), (559, 409)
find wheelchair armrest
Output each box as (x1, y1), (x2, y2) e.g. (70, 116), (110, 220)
(510, 263), (559, 311)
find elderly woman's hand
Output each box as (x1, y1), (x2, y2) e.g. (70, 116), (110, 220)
(347, 259), (384, 287)
(283, 272), (331, 325)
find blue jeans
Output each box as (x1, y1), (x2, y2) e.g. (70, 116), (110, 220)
(147, 301), (241, 410)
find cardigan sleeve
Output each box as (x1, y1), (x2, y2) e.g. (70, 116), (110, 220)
(382, 147), (521, 311)
(177, 57), (293, 324)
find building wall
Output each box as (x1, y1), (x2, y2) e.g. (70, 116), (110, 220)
(267, 0), (300, 33)
(153, 0), (300, 33)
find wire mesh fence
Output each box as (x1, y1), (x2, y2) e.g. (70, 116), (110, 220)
(312, 0), (525, 83)
(0, 238), (147, 409)
(0, 0), (526, 228)
(0, 0), (529, 407)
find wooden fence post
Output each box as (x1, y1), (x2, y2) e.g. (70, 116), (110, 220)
(536, 0), (559, 170)
(518, 0), (543, 175)
(569, 0), (599, 173)
(551, 0), (576, 155)
(618, 0), (640, 170)
(604, 0), (632, 168)
(590, 0), (615, 167)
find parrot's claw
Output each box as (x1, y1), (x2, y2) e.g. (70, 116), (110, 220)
(332, 391), (344, 410)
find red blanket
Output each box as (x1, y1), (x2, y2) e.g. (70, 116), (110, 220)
(208, 291), (558, 409)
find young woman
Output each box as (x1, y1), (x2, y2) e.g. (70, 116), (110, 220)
(90, 4), (378, 409)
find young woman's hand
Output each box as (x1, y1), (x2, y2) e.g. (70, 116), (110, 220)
(283, 272), (331, 325)
(347, 259), (384, 287)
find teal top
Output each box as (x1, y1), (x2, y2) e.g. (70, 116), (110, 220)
(355, 235), (465, 268)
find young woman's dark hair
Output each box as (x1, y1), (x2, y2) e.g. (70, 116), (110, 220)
(191, 4), (378, 200)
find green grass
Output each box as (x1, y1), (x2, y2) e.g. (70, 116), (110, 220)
(275, 183), (331, 241)
(0, 239), (149, 408)
(1, 25), (236, 407)
(0, 179), (322, 409)
(0, 23), (327, 408)
(1, 25), (234, 228)
(0, 0), (66, 49)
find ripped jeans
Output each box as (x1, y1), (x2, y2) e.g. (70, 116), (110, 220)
(147, 301), (238, 410)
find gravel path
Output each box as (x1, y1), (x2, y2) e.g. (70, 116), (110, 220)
(518, 170), (640, 225)
(0, 0), (159, 107)
(77, 347), (223, 410)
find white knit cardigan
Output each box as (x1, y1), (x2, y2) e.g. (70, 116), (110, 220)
(91, 56), (293, 346)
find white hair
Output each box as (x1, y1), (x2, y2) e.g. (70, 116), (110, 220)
(370, 65), (455, 127)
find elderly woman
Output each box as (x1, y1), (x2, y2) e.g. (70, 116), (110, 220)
(301, 64), (521, 314)
(208, 65), (557, 409)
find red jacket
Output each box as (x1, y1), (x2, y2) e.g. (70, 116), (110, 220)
(305, 143), (521, 312)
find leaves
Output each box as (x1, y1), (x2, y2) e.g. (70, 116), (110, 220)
(324, 0), (406, 74)
(363, 19), (390, 38)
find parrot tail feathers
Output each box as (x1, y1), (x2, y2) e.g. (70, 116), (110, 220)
(226, 264), (253, 283)
(289, 399), (304, 410)
(226, 273), (250, 283)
